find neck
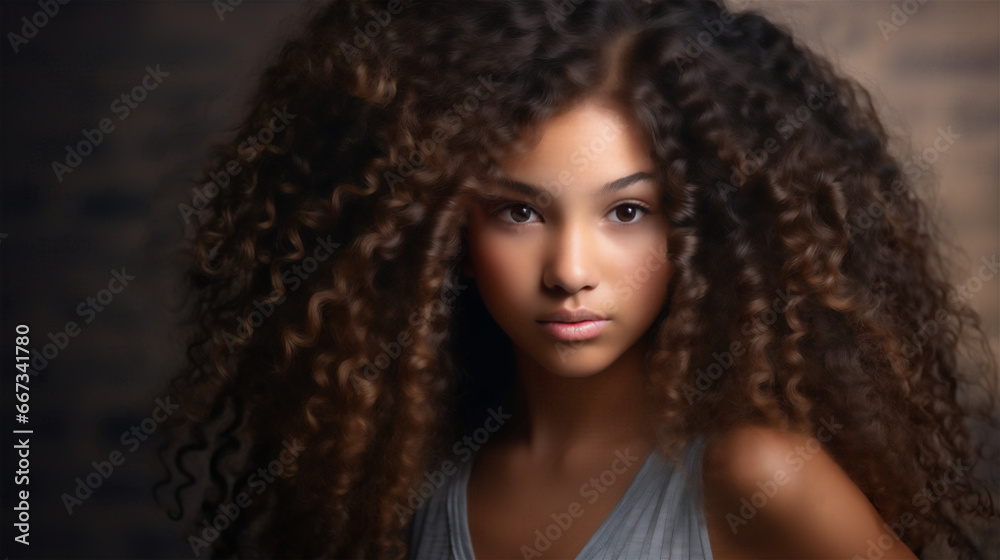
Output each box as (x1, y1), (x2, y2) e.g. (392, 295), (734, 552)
(505, 338), (658, 464)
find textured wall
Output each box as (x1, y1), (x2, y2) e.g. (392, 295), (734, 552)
(0, 1), (996, 558)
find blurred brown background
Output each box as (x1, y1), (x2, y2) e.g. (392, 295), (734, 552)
(0, 1), (996, 558)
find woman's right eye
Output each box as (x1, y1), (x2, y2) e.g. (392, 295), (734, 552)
(494, 203), (541, 224)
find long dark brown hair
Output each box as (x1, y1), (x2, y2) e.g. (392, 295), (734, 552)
(156, 0), (999, 558)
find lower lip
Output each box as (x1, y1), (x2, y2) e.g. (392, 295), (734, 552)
(538, 320), (609, 341)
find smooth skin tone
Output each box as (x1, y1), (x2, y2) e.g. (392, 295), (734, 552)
(464, 97), (669, 559)
(462, 98), (919, 560)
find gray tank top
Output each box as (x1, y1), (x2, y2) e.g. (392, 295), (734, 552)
(406, 434), (714, 559)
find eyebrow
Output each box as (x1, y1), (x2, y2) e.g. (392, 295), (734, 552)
(493, 171), (655, 199)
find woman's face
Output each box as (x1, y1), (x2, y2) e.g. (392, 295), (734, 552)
(465, 99), (672, 377)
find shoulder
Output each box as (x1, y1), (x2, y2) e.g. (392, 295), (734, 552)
(701, 423), (826, 493)
(405, 456), (470, 556)
(699, 424), (918, 559)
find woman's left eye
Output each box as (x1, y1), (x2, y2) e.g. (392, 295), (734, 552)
(608, 203), (651, 224)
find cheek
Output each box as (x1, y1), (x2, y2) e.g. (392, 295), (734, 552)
(466, 221), (533, 304)
(472, 242), (513, 285)
(642, 261), (671, 308)
(615, 235), (671, 310)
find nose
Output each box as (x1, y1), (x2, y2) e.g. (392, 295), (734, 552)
(542, 220), (599, 294)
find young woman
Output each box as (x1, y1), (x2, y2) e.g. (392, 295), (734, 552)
(158, 0), (998, 558)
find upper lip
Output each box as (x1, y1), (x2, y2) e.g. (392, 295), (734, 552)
(538, 308), (608, 323)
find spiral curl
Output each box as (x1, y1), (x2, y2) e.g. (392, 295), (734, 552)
(156, 1), (998, 558)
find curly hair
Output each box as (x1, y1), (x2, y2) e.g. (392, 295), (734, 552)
(156, 0), (999, 558)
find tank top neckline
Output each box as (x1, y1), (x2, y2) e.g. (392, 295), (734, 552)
(448, 446), (664, 560)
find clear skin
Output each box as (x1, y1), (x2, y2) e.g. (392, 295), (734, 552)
(461, 99), (918, 559)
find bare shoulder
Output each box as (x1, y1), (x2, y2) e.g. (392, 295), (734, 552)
(700, 423), (919, 560)
(701, 423), (832, 494)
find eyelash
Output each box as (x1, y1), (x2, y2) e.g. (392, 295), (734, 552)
(490, 200), (653, 225)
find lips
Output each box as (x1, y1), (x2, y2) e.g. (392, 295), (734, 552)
(537, 319), (609, 341)
(537, 308), (609, 341)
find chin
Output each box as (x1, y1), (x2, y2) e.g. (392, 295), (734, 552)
(524, 344), (617, 378)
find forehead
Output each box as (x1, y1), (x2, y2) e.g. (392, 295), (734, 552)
(495, 99), (654, 192)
